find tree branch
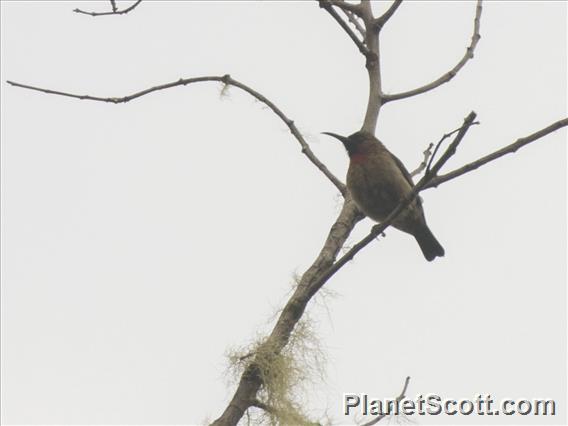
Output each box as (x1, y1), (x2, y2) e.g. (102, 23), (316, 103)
(361, 376), (411, 426)
(319, 1), (371, 58)
(74, 0), (142, 16)
(341, 8), (366, 38)
(318, 0), (400, 133)
(6, 76), (346, 195)
(426, 120), (481, 173)
(360, 1), (382, 133)
(425, 117), (568, 189)
(383, 0), (482, 103)
(324, 0), (363, 16)
(212, 195), (364, 426)
(409, 143), (433, 178)
(373, 0), (403, 31)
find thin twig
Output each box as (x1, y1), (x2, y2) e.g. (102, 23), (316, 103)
(409, 143), (433, 178)
(110, 0), (117, 13)
(341, 8), (366, 38)
(74, 0), (142, 16)
(425, 117), (568, 189)
(383, 0), (482, 102)
(319, 1), (371, 58)
(426, 121), (480, 173)
(6, 76), (346, 194)
(373, 0), (403, 31)
(361, 376), (411, 426)
(324, 0), (363, 16)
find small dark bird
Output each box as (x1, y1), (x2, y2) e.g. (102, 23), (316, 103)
(323, 130), (444, 261)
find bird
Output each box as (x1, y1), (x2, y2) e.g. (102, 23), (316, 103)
(323, 130), (445, 261)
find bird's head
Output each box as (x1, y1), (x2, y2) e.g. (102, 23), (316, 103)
(322, 130), (375, 159)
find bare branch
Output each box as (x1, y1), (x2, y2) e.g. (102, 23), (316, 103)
(409, 143), (433, 178)
(6, 76), (345, 194)
(426, 120), (481, 173)
(319, 1), (371, 58)
(425, 117), (568, 190)
(360, 1), (382, 133)
(324, 0), (363, 16)
(341, 8), (366, 38)
(319, 0), (386, 133)
(212, 195), (364, 426)
(361, 376), (411, 426)
(373, 0), (403, 31)
(383, 0), (482, 103)
(332, 0), (365, 37)
(74, 0), (142, 16)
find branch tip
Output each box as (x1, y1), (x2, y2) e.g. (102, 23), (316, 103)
(7, 75), (345, 194)
(73, 0), (142, 17)
(383, 0), (483, 103)
(425, 117), (567, 189)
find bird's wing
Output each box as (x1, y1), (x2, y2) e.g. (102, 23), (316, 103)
(387, 150), (425, 209)
(388, 151), (415, 188)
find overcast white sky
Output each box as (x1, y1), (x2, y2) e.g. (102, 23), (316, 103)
(1, 1), (566, 425)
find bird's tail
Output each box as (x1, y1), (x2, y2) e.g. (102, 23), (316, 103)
(413, 226), (445, 262)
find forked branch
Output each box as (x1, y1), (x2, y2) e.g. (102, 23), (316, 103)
(425, 117), (568, 189)
(373, 0), (403, 31)
(6, 77), (346, 195)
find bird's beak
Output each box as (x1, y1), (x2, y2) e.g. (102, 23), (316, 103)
(321, 132), (348, 145)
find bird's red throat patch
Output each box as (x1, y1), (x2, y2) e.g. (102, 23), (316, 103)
(350, 152), (368, 164)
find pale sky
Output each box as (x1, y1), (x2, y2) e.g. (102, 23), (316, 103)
(1, 1), (566, 425)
